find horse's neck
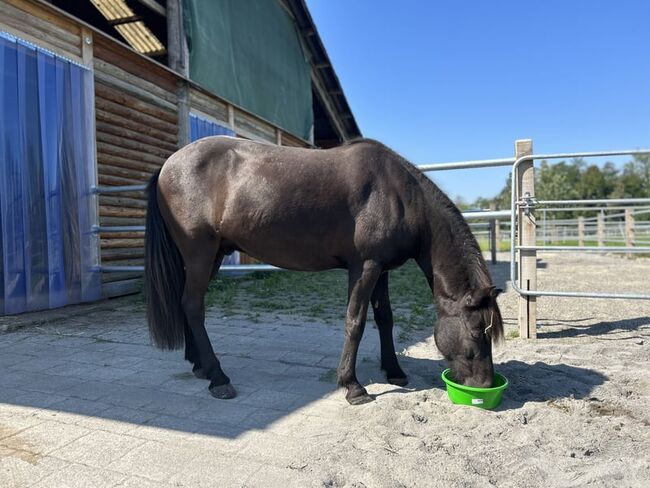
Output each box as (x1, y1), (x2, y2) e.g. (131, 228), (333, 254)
(422, 213), (486, 301)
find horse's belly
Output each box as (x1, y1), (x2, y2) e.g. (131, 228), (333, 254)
(220, 213), (352, 271)
(231, 235), (347, 271)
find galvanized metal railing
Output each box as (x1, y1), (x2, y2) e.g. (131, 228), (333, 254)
(92, 183), (510, 274)
(92, 150), (650, 312)
(91, 184), (282, 273)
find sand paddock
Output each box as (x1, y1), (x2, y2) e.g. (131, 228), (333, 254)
(0, 252), (648, 487)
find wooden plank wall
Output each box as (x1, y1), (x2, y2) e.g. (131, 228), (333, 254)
(0, 0), (82, 61)
(5, 0), (313, 298)
(93, 36), (179, 297)
(282, 132), (307, 147)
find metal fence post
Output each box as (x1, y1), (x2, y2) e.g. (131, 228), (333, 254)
(626, 208), (635, 259)
(516, 139), (537, 339)
(578, 216), (585, 247)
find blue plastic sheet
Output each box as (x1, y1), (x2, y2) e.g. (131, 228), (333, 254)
(189, 113), (239, 265)
(189, 112), (236, 141)
(0, 33), (100, 315)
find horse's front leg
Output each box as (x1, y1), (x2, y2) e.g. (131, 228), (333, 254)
(371, 272), (408, 386)
(338, 261), (382, 405)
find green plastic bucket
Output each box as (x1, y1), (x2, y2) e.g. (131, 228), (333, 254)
(441, 369), (509, 409)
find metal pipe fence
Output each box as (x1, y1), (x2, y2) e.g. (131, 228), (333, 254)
(92, 143), (650, 338)
(94, 186), (512, 273)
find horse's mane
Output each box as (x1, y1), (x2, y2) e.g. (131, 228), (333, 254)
(343, 138), (504, 343)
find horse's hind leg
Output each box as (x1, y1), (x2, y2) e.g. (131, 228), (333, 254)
(183, 256), (223, 379)
(181, 245), (236, 399)
(338, 260), (382, 405)
(371, 272), (408, 386)
(184, 322), (207, 379)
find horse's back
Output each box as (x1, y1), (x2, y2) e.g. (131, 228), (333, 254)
(158, 137), (428, 270)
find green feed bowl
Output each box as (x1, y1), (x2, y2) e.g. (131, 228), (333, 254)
(441, 369), (508, 409)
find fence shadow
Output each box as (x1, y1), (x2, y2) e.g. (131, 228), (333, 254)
(539, 316), (650, 339)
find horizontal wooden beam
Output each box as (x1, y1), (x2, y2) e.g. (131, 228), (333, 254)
(311, 71), (347, 142)
(135, 0), (166, 17)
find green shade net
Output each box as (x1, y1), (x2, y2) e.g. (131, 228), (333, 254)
(184, 0), (313, 141)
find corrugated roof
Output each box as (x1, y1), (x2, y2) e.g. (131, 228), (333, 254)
(90, 0), (164, 55)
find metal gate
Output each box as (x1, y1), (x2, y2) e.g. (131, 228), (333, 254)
(420, 141), (650, 338)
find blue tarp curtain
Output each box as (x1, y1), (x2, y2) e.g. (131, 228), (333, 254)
(189, 112), (239, 265)
(190, 112), (236, 140)
(0, 32), (100, 315)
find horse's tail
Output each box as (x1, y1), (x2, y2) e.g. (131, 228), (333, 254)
(144, 169), (185, 350)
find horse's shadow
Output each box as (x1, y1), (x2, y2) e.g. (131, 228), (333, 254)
(0, 304), (612, 442)
(356, 354), (607, 411)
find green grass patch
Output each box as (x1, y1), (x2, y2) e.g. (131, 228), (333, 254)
(476, 238), (511, 252)
(506, 329), (520, 340)
(204, 261), (435, 330)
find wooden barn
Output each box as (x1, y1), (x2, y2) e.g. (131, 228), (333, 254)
(0, 0), (361, 315)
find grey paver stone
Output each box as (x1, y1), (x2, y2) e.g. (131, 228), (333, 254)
(0, 420), (91, 455)
(31, 462), (126, 488)
(50, 430), (146, 468)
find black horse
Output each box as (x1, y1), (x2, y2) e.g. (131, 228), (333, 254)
(144, 137), (503, 405)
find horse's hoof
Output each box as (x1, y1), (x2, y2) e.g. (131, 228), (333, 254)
(387, 376), (409, 387)
(192, 365), (208, 380)
(209, 382), (237, 399)
(346, 393), (374, 405)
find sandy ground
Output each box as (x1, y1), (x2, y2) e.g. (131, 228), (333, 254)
(303, 253), (650, 487)
(0, 252), (649, 487)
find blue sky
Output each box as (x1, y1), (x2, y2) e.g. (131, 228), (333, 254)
(306, 1), (650, 202)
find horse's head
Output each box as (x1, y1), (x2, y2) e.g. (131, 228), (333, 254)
(434, 286), (503, 388)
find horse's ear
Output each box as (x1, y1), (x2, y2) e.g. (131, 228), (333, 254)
(465, 286), (501, 308)
(490, 287), (503, 298)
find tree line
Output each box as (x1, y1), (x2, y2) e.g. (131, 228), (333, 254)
(461, 154), (650, 219)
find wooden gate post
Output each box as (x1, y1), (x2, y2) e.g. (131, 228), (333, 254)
(516, 139), (537, 339)
(489, 203), (497, 264)
(489, 219), (497, 264)
(625, 209), (635, 259)
(597, 211), (605, 249)
(578, 216), (585, 247)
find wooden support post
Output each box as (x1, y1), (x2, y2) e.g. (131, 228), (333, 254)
(625, 208), (635, 259)
(177, 82), (190, 148)
(489, 203), (497, 264)
(227, 105), (235, 132)
(81, 26), (100, 276)
(597, 211), (605, 249)
(166, 0), (189, 77)
(516, 139), (537, 339)
(489, 219), (497, 265)
(578, 216), (585, 247)
(494, 218), (501, 249)
(81, 27), (93, 68)
(167, 0), (190, 149)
